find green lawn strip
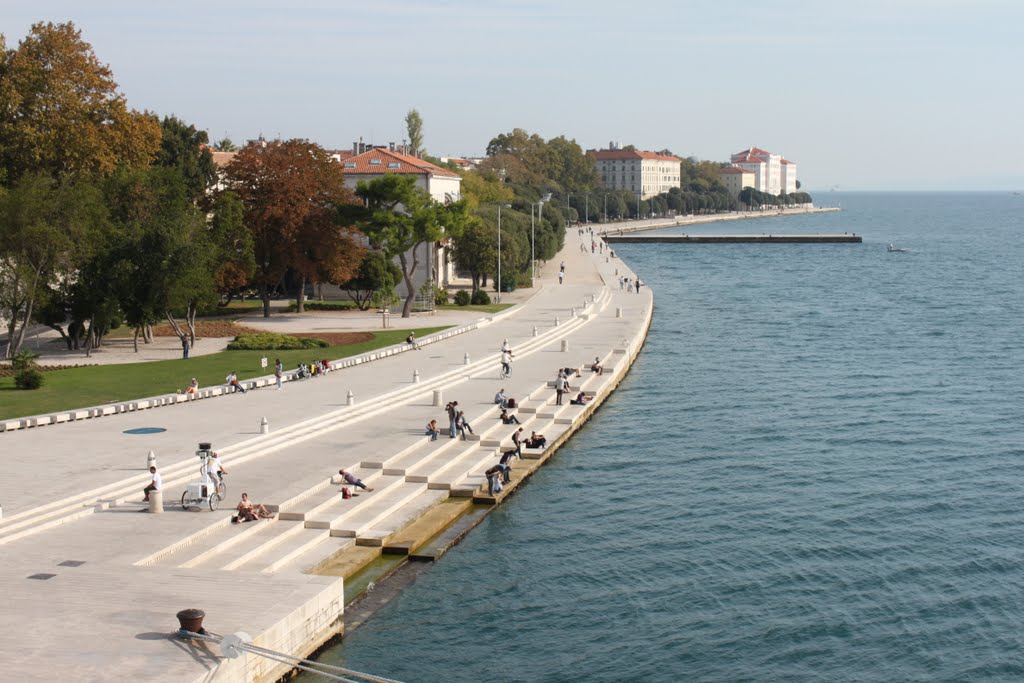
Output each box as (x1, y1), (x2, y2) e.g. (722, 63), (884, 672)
(0, 326), (449, 421)
(436, 303), (514, 314)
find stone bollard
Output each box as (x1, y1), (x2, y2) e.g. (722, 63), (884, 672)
(561, 339), (569, 352)
(413, 370), (420, 383)
(148, 489), (164, 514)
(616, 307), (622, 318)
(532, 326), (538, 337)
(147, 450), (157, 470)
(615, 268), (619, 275)
(346, 390), (354, 406)
(260, 417), (269, 434)
(555, 317), (560, 326)
(571, 307), (577, 317)
(433, 389), (443, 406)
(464, 352), (471, 365)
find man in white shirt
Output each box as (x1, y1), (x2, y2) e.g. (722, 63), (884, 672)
(143, 466), (161, 502)
(500, 350), (512, 378)
(206, 453), (227, 491)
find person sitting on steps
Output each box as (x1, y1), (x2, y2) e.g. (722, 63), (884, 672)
(500, 409), (520, 424)
(234, 493), (273, 523)
(524, 431), (547, 449)
(570, 391), (592, 406)
(494, 388), (509, 409)
(425, 419), (440, 440)
(406, 332), (420, 350)
(590, 356), (604, 375)
(456, 411), (475, 440)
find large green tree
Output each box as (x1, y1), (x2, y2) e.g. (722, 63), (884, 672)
(154, 115), (217, 205)
(405, 108), (424, 157)
(0, 21), (161, 184)
(0, 173), (107, 357)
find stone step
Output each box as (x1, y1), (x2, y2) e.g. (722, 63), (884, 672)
(359, 488), (450, 545)
(267, 535), (357, 576)
(218, 519), (309, 571)
(329, 481), (429, 539)
(300, 474), (407, 529)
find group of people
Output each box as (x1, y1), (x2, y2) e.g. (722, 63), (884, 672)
(433, 400), (474, 440)
(618, 275), (642, 293)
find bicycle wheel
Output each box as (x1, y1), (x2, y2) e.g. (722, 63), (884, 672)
(218, 480), (227, 499)
(209, 493), (220, 512)
(181, 491), (190, 510)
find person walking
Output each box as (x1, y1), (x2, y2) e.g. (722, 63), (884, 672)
(274, 358), (283, 390)
(558, 270), (564, 285)
(636, 278), (642, 294)
(500, 349), (512, 378)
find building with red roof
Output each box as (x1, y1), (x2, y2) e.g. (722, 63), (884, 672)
(591, 144), (682, 199)
(729, 146), (798, 195)
(340, 145), (462, 204)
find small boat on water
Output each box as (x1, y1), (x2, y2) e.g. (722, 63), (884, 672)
(887, 243), (909, 252)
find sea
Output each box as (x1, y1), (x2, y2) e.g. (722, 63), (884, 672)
(305, 192), (1024, 682)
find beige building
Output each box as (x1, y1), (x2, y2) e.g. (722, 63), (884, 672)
(718, 165), (755, 200)
(593, 147), (682, 199)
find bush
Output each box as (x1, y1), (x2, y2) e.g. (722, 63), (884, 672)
(15, 368), (44, 390)
(434, 287), (449, 306)
(453, 290), (471, 306)
(285, 301), (356, 312)
(471, 289), (491, 305)
(226, 333), (328, 351)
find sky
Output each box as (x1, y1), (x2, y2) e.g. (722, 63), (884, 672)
(3, 0), (1023, 191)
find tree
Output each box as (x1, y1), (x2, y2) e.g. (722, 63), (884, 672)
(224, 139), (362, 317)
(353, 175), (468, 318)
(214, 137), (238, 152)
(341, 251), (403, 310)
(450, 217), (495, 293)
(0, 173), (107, 357)
(208, 191), (255, 305)
(154, 115), (217, 205)
(0, 21), (161, 184)
(405, 109), (424, 157)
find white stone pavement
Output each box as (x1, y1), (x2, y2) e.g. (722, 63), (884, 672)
(0, 228), (652, 682)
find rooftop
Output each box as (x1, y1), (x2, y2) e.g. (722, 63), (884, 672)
(341, 148), (460, 178)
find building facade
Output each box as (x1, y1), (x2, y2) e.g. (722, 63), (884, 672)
(729, 146), (797, 195)
(718, 165), (756, 200)
(593, 147), (682, 199)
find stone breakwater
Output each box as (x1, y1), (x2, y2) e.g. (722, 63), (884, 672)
(0, 227), (653, 682)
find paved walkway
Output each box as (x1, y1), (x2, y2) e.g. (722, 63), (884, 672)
(0, 228), (652, 682)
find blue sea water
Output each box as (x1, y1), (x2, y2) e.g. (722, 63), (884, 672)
(309, 193), (1024, 682)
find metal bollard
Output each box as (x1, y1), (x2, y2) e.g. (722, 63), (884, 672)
(561, 339), (569, 352)
(433, 389), (443, 406)
(464, 352), (471, 365)
(413, 370), (420, 383)
(260, 417), (269, 434)
(147, 450), (157, 469)
(346, 390), (354, 406)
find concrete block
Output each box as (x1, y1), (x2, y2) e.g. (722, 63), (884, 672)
(52, 413), (70, 424)
(555, 417), (573, 425)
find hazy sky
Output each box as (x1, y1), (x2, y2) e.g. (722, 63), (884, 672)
(4, 1), (1023, 190)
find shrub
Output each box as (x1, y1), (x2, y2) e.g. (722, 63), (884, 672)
(471, 289), (491, 305)
(434, 287), (449, 306)
(226, 333), (328, 351)
(453, 290), (471, 306)
(15, 368), (44, 390)
(285, 301), (356, 312)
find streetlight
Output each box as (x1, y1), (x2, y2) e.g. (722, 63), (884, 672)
(584, 193), (589, 224)
(565, 192), (572, 227)
(497, 203), (511, 303)
(530, 197), (546, 281)
(603, 193), (607, 223)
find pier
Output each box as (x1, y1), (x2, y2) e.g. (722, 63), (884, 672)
(605, 233), (861, 244)
(0, 226), (652, 681)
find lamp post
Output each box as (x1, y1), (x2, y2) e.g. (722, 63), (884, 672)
(603, 193), (607, 223)
(497, 203), (511, 303)
(565, 192), (572, 227)
(584, 193), (589, 224)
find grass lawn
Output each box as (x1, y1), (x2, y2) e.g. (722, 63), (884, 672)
(0, 326), (448, 420)
(436, 303), (514, 314)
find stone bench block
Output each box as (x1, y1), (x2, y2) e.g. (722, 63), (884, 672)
(52, 413), (70, 424)
(72, 410), (91, 420)
(555, 417), (573, 425)
(537, 412), (555, 420)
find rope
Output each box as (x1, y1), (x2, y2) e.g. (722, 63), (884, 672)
(178, 630), (401, 683)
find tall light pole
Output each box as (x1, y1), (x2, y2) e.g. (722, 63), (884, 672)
(603, 193), (607, 223)
(565, 192), (572, 227)
(530, 203), (536, 281)
(584, 193), (589, 224)
(497, 203), (511, 303)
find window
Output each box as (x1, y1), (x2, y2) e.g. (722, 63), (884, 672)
(387, 162), (400, 168)
(370, 159), (382, 165)
(344, 162), (356, 168)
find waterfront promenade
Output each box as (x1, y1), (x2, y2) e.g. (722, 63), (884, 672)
(0, 228), (652, 682)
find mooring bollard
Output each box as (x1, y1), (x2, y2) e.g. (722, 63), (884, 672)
(148, 489), (164, 514)
(346, 390), (354, 406)
(433, 389), (443, 406)
(464, 352), (471, 365)
(555, 317), (560, 326)
(616, 307), (622, 318)
(561, 339), (569, 352)
(260, 417), (269, 434)
(147, 450), (157, 469)
(571, 307), (577, 317)
(413, 370), (420, 383)
(532, 325), (538, 337)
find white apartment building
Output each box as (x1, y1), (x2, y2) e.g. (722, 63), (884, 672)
(593, 148), (682, 199)
(730, 146), (797, 195)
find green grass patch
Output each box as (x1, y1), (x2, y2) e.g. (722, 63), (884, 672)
(226, 333), (328, 350)
(436, 303), (514, 314)
(285, 300), (358, 312)
(0, 326), (449, 420)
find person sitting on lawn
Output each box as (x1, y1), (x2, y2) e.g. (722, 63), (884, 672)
(184, 377), (199, 395)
